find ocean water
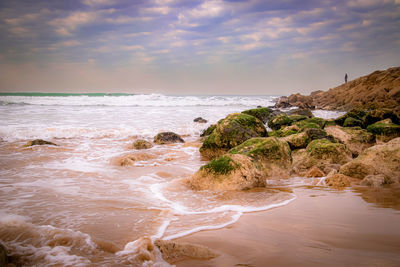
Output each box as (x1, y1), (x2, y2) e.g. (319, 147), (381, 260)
(0, 94), (342, 266)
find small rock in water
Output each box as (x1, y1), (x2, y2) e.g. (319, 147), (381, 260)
(194, 117), (208, 123)
(132, 139), (153, 150)
(24, 139), (58, 147)
(154, 132), (184, 144)
(305, 166), (325, 178)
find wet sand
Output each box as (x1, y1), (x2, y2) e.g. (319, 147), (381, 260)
(175, 186), (400, 267)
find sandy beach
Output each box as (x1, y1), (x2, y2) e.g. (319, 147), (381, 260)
(176, 185), (400, 267)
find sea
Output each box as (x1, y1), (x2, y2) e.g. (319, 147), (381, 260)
(0, 93), (343, 266)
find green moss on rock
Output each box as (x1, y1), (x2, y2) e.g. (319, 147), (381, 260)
(200, 124), (216, 137)
(366, 121), (400, 136)
(242, 107), (271, 123)
(343, 117), (363, 127)
(335, 108), (367, 127)
(268, 114), (294, 130)
(200, 156), (239, 175)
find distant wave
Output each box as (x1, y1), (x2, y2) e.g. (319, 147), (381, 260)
(0, 93), (278, 107)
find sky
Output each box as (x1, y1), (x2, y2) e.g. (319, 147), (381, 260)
(0, 0), (399, 95)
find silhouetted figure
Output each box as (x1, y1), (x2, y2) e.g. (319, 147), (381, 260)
(345, 73), (348, 83)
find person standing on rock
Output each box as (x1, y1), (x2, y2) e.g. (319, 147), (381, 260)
(345, 73), (348, 83)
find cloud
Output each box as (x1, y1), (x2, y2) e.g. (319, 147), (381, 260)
(82, 0), (116, 7)
(143, 6), (171, 15)
(122, 45), (145, 51)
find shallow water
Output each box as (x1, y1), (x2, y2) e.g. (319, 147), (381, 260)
(0, 94), (343, 266)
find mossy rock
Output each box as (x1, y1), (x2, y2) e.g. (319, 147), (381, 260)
(335, 108), (367, 127)
(366, 121), (400, 136)
(294, 117), (326, 130)
(287, 108), (314, 118)
(188, 154), (265, 190)
(228, 137), (292, 176)
(363, 108), (400, 126)
(343, 117), (363, 127)
(200, 113), (267, 159)
(132, 139), (153, 149)
(269, 125), (299, 137)
(292, 139), (352, 174)
(268, 114), (294, 130)
(154, 132), (184, 144)
(283, 132), (309, 149)
(242, 107), (272, 123)
(24, 139), (58, 147)
(200, 124), (216, 137)
(288, 114), (308, 122)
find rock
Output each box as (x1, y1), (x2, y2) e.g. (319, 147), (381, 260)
(229, 137), (292, 179)
(194, 117), (208, 123)
(200, 124), (216, 137)
(304, 128), (335, 142)
(274, 96), (291, 108)
(24, 139), (58, 147)
(325, 173), (351, 189)
(242, 107), (272, 123)
(268, 114), (294, 130)
(323, 164), (342, 174)
(295, 117), (326, 130)
(343, 117), (364, 127)
(269, 125), (300, 138)
(154, 132), (184, 144)
(363, 108), (400, 126)
(287, 93), (315, 109)
(200, 113), (267, 160)
(366, 119), (400, 142)
(360, 174), (389, 187)
(305, 166), (325, 177)
(325, 126), (375, 157)
(339, 137), (400, 181)
(154, 239), (218, 263)
(132, 140), (153, 150)
(187, 154), (265, 190)
(335, 108), (367, 127)
(113, 153), (156, 166)
(287, 108), (314, 118)
(283, 132), (308, 149)
(292, 139), (352, 174)
(0, 243), (7, 267)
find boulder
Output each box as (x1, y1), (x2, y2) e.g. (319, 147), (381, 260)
(360, 174), (389, 187)
(229, 137), (292, 179)
(283, 132), (308, 149)
(292, 139), (352, 174)
(200, 113), (267, 159)
(187, 154), (265, 190)
(269, 125), (300, 138)
(194, 117), (208, 123)
(334, 108), (367, 127)
(305, 166), (325, 177)
(325, 126), (375, 157)
(325, 173), (351, 189)
(343, 117), (363, 127)
(295, 117), (326, 130)
(268, 114), (294, 130)
(24, 139), (58, 147)
(242, 107), (272, 123)
(339, 137), (400, 181)
(366, 119), (400, 142)
(132, 139), (153, 150)
(363, 108), (400, 126)
(287, 108), (314, 118)
(274, 96), (291, 108)
(287, 93), (314, 109)
(154, 132), (184, 144)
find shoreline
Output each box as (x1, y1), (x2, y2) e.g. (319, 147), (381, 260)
(174, 185), (400, 266)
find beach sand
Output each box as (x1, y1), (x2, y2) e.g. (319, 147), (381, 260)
(175, 185), (400, 267)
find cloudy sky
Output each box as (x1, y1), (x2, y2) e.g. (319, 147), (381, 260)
(0, 0), (399, 95)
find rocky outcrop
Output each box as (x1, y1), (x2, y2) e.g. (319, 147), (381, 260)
(292, 139), (352, 175)
(154, 132), (184, 144)
(24, 139), (58, 147)
(339, 137), (400, 181)
(275, 67), (400, 110)
(200, 113), (267, 159)
(132, 139), (153, 149)
(325, 126), (375, 157)
(325, 173), (351, 189)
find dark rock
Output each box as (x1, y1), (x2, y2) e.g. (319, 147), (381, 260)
(132, 139), (153, 149)
(287, 108), (314, 118)
(24, 139), (58, 147)
(242, 107), (272, 123)
(194, 117), (208, 123)
(154, 132), (184, 144)
(343, 117), (364, 127)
